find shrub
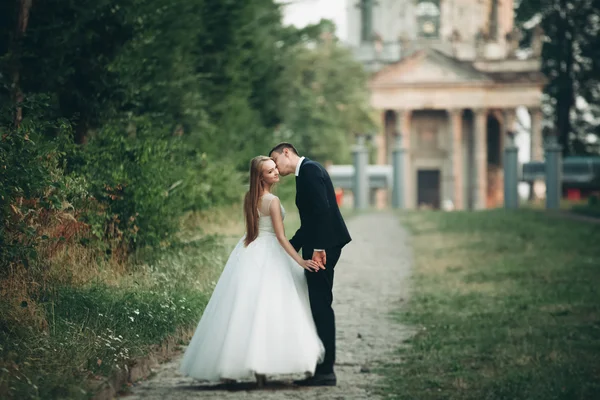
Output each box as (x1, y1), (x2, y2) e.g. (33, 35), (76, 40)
(74, 118), (244, 250)
(0, 103), (74, 274)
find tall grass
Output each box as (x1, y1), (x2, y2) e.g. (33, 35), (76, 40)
(0, 209), (232, 400)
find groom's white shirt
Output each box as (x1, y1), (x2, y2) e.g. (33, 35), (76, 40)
(295, 156), (305, 177)
(295, 156), (324, 252)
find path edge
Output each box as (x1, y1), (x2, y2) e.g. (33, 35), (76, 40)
(89, 329), (192, 400)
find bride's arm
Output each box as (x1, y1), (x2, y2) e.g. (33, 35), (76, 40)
(269, 197), (323, 272)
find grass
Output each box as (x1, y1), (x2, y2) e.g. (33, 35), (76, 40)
(571, 196), (600, 219)
(381, 209), (600, 400)
(521, 196), (600, 220)
(572, 205), (600, 219)
(0, 210), (232, 400)
(520, 198), (587, 210)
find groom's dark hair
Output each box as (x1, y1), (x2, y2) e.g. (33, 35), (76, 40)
(269, 142), (299, 157)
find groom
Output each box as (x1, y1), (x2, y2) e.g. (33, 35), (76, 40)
(269, 143), (351, 386)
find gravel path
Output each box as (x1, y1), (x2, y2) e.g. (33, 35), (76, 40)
(123, 212), (414, 399)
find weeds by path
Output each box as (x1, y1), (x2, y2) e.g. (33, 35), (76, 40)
(1, 217), (230, 400)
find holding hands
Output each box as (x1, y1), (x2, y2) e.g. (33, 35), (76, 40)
(298, 250), (326, 272)
(312, 250), (326, 268)
(301, 259), (323, 272)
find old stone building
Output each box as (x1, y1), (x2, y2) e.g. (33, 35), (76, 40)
(347, 0), (545, 209)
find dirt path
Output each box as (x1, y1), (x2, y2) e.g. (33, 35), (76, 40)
(123, 212), (414, 399)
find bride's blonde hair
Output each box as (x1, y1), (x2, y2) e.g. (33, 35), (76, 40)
(243, 156), (272, 246)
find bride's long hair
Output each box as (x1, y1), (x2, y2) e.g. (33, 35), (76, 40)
(243, 156), (271, 247)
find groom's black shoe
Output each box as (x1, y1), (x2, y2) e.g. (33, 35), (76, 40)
(293, 372), (337, 387)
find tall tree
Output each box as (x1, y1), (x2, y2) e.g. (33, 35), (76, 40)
(517, 0), (600, 155)
(279, 20), (375, 163)
(3, 0), (33, 128)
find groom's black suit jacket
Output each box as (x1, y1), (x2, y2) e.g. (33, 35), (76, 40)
(289, 158), (351, 253)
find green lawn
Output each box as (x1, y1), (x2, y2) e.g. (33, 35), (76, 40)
(521, 196), (600, 220)
(382, 210), (600, 400)
(571, 201), (600, 219)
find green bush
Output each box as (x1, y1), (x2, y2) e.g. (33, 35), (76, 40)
(73, 119), (243, 249)
(1, 99), (244, 275)
(0, 103), (74, 272)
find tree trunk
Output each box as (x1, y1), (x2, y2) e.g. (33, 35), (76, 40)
(11, 0), (33, 129)
(554, 4), (574, 156)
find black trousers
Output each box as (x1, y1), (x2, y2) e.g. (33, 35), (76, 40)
(302, 246), (342, 375)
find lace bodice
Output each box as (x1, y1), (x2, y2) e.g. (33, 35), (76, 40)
(258, 193), (285, 234)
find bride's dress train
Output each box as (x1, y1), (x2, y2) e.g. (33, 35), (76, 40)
(179, 194), (324, 381)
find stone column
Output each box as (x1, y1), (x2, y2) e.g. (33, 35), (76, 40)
(530, 107), (544, 200)
(545, 135), (562, 209)
(449, 109), (463, 209)
(374, 131), (387, 209)
(530, 107), (543, 161)
(503, 109), (519, 209)
(375, 111), (388, 209)
(442, 119), (453, 210)
(396, 109), (413, 208)
(376, 112), (387, 165)
(503, 109), (516, 153)
(473, 108), (488, 210)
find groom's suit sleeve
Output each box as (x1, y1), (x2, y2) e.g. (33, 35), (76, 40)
(289, 225), (304, 252)
(292, 163), (332, 250)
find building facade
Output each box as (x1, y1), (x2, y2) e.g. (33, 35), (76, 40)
(347, 0), (545, 209)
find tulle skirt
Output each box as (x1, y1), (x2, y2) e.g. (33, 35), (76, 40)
(179, 232), (324, 381)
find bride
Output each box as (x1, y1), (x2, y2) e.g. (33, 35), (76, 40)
(179, 156), (325, 387)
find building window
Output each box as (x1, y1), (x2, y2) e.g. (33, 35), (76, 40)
(416, 1), (440, 38)
(358, 0), (375, 42)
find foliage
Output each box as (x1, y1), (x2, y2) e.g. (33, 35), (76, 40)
(0, 106), (242, 271)
(0, 100), (74, 272)
(73, 118), (243, 249)
(190, 0), (289, 167)
(381, 210), (600, 399)
(278, 21), (375, 163)
(516, 0), (600, 155)
(12, 0), (133, 143)
(1, 0), (371, 259)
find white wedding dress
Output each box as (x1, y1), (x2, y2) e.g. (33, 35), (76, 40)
(179, 193), (324, 381)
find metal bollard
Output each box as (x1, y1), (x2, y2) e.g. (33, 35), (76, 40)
(504, 141), (519, 209)
(392, 135), (405, 209)
(352, 135), (369, 209)
(545, 136), (563, 209)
